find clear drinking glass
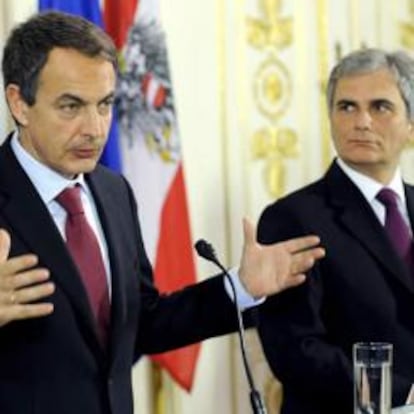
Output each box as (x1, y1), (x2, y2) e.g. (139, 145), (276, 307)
(353, 342), (393, 414)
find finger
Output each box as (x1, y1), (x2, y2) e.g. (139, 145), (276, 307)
(4, 268), (50, 290)
(0, 254), (39, 278)
(282, 235), (322, 253)
(310, 247), (326, 260)
(242, 217), (256, 246)
(292, 257), (316, 274)
(13, 282), (55, 305)
(0, 303), (54, 327)
(0, 291), (17, 305)
(291, 248), (325, 273)
(0, 229), (11, 263)
(294, 246), (325, 263)
(283, 274), (306, 289)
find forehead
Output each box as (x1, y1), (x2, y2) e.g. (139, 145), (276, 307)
(333, 68), (403, 103)
(37, 47), (116, 98)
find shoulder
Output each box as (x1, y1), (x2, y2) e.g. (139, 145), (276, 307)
(257, 177), (328, 243)
(87, 164), (136, 206)
(90, 163), (125, 184)
(261, 177), (326, 218)
(405, 181), (414, 192)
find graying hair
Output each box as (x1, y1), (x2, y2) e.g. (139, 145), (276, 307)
(326, 48), (414, 121)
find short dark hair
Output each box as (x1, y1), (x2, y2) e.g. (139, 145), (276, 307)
(2, 11), (117, 105)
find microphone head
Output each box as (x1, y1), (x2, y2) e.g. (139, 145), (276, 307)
(194, 239), (217, 263)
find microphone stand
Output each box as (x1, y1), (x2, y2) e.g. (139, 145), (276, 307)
(195, 240), (268, 414)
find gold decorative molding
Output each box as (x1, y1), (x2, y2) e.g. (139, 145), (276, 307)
(252, 126), (298, 197)
(247, 0), (297, 198)
(254, 54), (292, 121)
(401, 23), (414, 49)
(400, 0), (414, 49)
(316, 0), (331, 169)
(246, 0), (292, 51)
(264, 377), (283, 414)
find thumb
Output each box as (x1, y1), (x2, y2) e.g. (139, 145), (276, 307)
(0, 229), (11, 263)
(243, 217), (256, 247)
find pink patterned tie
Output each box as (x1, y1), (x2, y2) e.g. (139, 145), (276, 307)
(56, 185), (110, 345)
(377, 188), (414, 268)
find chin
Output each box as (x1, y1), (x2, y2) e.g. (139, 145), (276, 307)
(63, 160), (99, 177)
(80, 163), (99, 175)
(342, 150), (379, 163)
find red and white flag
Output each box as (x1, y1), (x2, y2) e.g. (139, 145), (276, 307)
(104, 0), (200, 391)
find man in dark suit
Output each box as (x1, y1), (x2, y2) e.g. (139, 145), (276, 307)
(257, 48), (414, 413)
(0, 11), (325, 414)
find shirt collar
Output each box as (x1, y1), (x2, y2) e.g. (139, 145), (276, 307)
(11, 132), (87, 205)
(336, 157), (406, 204)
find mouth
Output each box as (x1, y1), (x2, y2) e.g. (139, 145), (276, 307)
(348, 139), (377, 146)
(72, 148), (101, 159)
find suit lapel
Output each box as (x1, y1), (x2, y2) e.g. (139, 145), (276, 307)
(326, 162), (414, 292)
(86, 172), (128, 360)
(405, 184), (414, 232)
(0, 140), (106, 355)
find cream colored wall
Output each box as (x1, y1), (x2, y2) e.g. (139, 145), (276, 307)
(162, 1), (414, 413)
(160, 1), (236, 413)
(0, 1), (36, 139)
(2, 1), (414, 414)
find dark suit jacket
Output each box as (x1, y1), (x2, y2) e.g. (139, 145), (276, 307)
(0, 138), (240, 414)
(257, 160), (414, 414)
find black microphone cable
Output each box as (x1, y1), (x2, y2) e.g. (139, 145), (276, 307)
(194, 239), (268, 414)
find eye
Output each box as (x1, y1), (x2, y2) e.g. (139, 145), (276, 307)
(58, 102), (82, 117)
(97, 98), (114, 115)
(336, 102), (355, 112)
(372, 100), (393, 113)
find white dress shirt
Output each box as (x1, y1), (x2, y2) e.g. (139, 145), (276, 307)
(11, 133), (112, 296)
(11, 132), (260, 308)
(336, 158), (412, 234)
(336, 159), (414, 405)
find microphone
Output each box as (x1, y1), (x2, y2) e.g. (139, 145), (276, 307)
(194, 239), (268, 414)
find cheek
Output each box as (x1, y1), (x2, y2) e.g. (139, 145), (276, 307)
(385, 120), (411, 141)
(49, 119), (83, 148)
(331, 114), (348, 130)
(31, 136), (58, 160)
(30, 124), (73, 159)
(330, 122), (347, 143)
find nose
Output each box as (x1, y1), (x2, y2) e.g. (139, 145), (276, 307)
(81, 107), (106, 139)
(354, 110), (372, 130)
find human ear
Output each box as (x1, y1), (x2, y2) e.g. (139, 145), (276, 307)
(5, 84), (29, 126)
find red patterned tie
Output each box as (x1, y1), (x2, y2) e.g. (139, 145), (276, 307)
(377, 188), (414, 269)
(56, 185), (110, 345)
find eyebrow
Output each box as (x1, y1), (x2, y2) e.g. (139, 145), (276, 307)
(335, 99), (355, 107)
(335, 98), (394, 107)
(99, 92), (115, 103)
(370, 98), (394, 106)
(55, 91), (115, 105)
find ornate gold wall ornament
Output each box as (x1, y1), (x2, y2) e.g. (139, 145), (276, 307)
(254, 55), (292, 121)
(252, 126), (299, 197)
(264, 377), (283, 414)
(400, 0), (414, 49)
(316, 0), (331, 169)
(247, 0), (297, 198)
(246, 0), (293, 50)
(400, 23), (414, 49)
